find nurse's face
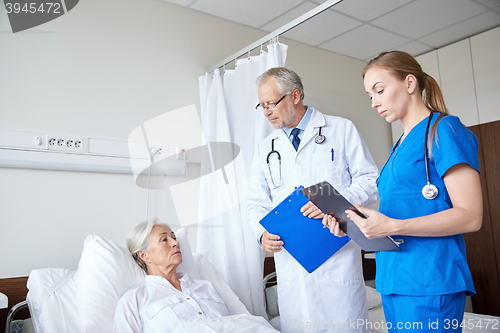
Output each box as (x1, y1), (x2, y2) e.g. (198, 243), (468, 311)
(363, 66), (411, 123)
(258, 77), (298, 129)
(143, 225), (182, 274)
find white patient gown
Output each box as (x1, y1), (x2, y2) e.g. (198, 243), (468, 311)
(112, 273), (230, 333)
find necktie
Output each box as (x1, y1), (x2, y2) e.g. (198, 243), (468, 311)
(291, 128), (301, 151)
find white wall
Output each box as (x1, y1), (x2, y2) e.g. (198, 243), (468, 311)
(391, 26), (500, 142)
(0, 0), (391, 278)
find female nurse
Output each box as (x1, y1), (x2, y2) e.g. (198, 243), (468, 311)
(325, 51), (483, 332)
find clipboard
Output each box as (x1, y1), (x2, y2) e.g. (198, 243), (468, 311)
(259, 186), (350, 273)
(300, 181), (401, 252)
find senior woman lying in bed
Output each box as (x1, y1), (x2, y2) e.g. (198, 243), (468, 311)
(112, 218), (230, 333)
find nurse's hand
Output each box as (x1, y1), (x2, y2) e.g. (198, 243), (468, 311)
(300, 201), (325, 219)
(322, 214), (346, 237)
(346, 204), (393, 239)
(261, 231), (284, 253)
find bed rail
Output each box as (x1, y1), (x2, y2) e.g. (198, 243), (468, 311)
(5, 301), (28, 333)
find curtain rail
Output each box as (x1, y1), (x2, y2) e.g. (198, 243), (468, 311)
(207, 0), (343, 73)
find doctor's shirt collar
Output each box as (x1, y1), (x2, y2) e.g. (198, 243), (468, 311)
(283, 106), (312, 140)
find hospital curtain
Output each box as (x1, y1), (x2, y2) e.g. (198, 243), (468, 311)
(197, 43), (288, 317)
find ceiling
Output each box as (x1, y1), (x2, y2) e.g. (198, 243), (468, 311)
(160, 0), (500, 62)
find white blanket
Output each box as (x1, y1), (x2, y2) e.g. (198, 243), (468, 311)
(367, 305), (500, 333)
(461, 312), (500, 333)
(184, 314), (279, 333)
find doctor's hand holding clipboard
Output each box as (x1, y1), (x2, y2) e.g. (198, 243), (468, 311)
(260, 201), (324, 253)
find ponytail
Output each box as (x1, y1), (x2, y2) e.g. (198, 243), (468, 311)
(423, 74), (448, 155)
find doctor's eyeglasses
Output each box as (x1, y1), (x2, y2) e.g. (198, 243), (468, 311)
(255, 94), (288, 111)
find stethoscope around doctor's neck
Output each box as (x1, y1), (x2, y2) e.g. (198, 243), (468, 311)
(377, 111), (438, 200)
(266, 127), (326, 189)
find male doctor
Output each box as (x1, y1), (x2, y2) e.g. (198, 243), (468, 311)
(247, 67), (378, 333)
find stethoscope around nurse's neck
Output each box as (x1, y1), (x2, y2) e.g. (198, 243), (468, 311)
(266, 126), (326, 189)
(376, 112), (438, 200)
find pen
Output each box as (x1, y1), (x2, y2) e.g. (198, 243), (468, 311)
(331, 148), (334, 161)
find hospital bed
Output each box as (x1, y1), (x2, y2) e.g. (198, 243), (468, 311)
(5, 229), (277, 333)
(6, 231), (500, 333)
(263, 263), (500, 333)
(367, 301), (500, 333)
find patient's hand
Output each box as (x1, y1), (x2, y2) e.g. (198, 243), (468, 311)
(261, 231), (283, 253)
(323, 214), (347, 237)
(300, 201), (324, 219)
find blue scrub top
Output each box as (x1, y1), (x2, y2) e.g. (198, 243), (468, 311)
(376, 113), (479, 296)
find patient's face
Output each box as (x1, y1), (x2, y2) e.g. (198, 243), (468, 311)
(146, 225), (183, 272)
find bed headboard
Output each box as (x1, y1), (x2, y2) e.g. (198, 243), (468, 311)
(0, 276), (30, 330)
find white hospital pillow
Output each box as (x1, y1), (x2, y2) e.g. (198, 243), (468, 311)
(75, 235), (146, 333)
(175, 227), (200, 279)
(74, 228), (199, 333)
(27, 268), (84, 333)
(27, 268), (71, 320)
(365, 285), (382, 309)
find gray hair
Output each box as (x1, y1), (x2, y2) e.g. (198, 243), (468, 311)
(256, 67), (305, 101)
(126, 217), (169, 274)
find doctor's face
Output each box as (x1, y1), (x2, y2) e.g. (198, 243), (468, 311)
(143, 225), (182, 274)
(258, 77), (297, 129)
(363, 66), (411, 123)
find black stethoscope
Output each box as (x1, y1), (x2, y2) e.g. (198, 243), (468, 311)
(376, 112), (438, 200)
(267, 127), (326, 189)
(315, 127), (326, 144)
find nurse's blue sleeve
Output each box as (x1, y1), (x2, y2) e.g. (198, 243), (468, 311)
(431, 115), (479, 178)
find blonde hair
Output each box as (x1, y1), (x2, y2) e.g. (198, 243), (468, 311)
(126, 217), (169, 273)
(363, 51), (448, 155)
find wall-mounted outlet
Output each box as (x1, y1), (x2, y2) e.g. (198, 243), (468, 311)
(48, 134), (84, 153)
(48, 135), (65, 151)
(179, 147), (188, 159)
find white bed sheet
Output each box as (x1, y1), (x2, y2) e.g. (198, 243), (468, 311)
(461, 313), (500, 333)
(26, 268), (83, 333)
(184, 314), (278, 333)
(367, 303), (500, 333)
(367, 303), (387, 333)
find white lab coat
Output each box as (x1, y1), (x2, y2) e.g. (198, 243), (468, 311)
(247, 107), (378, 333)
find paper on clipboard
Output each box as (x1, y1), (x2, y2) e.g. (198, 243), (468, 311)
(300, 181), (401, 252)
(259, 186), (350, 273)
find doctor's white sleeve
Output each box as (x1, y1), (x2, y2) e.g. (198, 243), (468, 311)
(341, 121), (379, 207)
(246, 143), (273, 246)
